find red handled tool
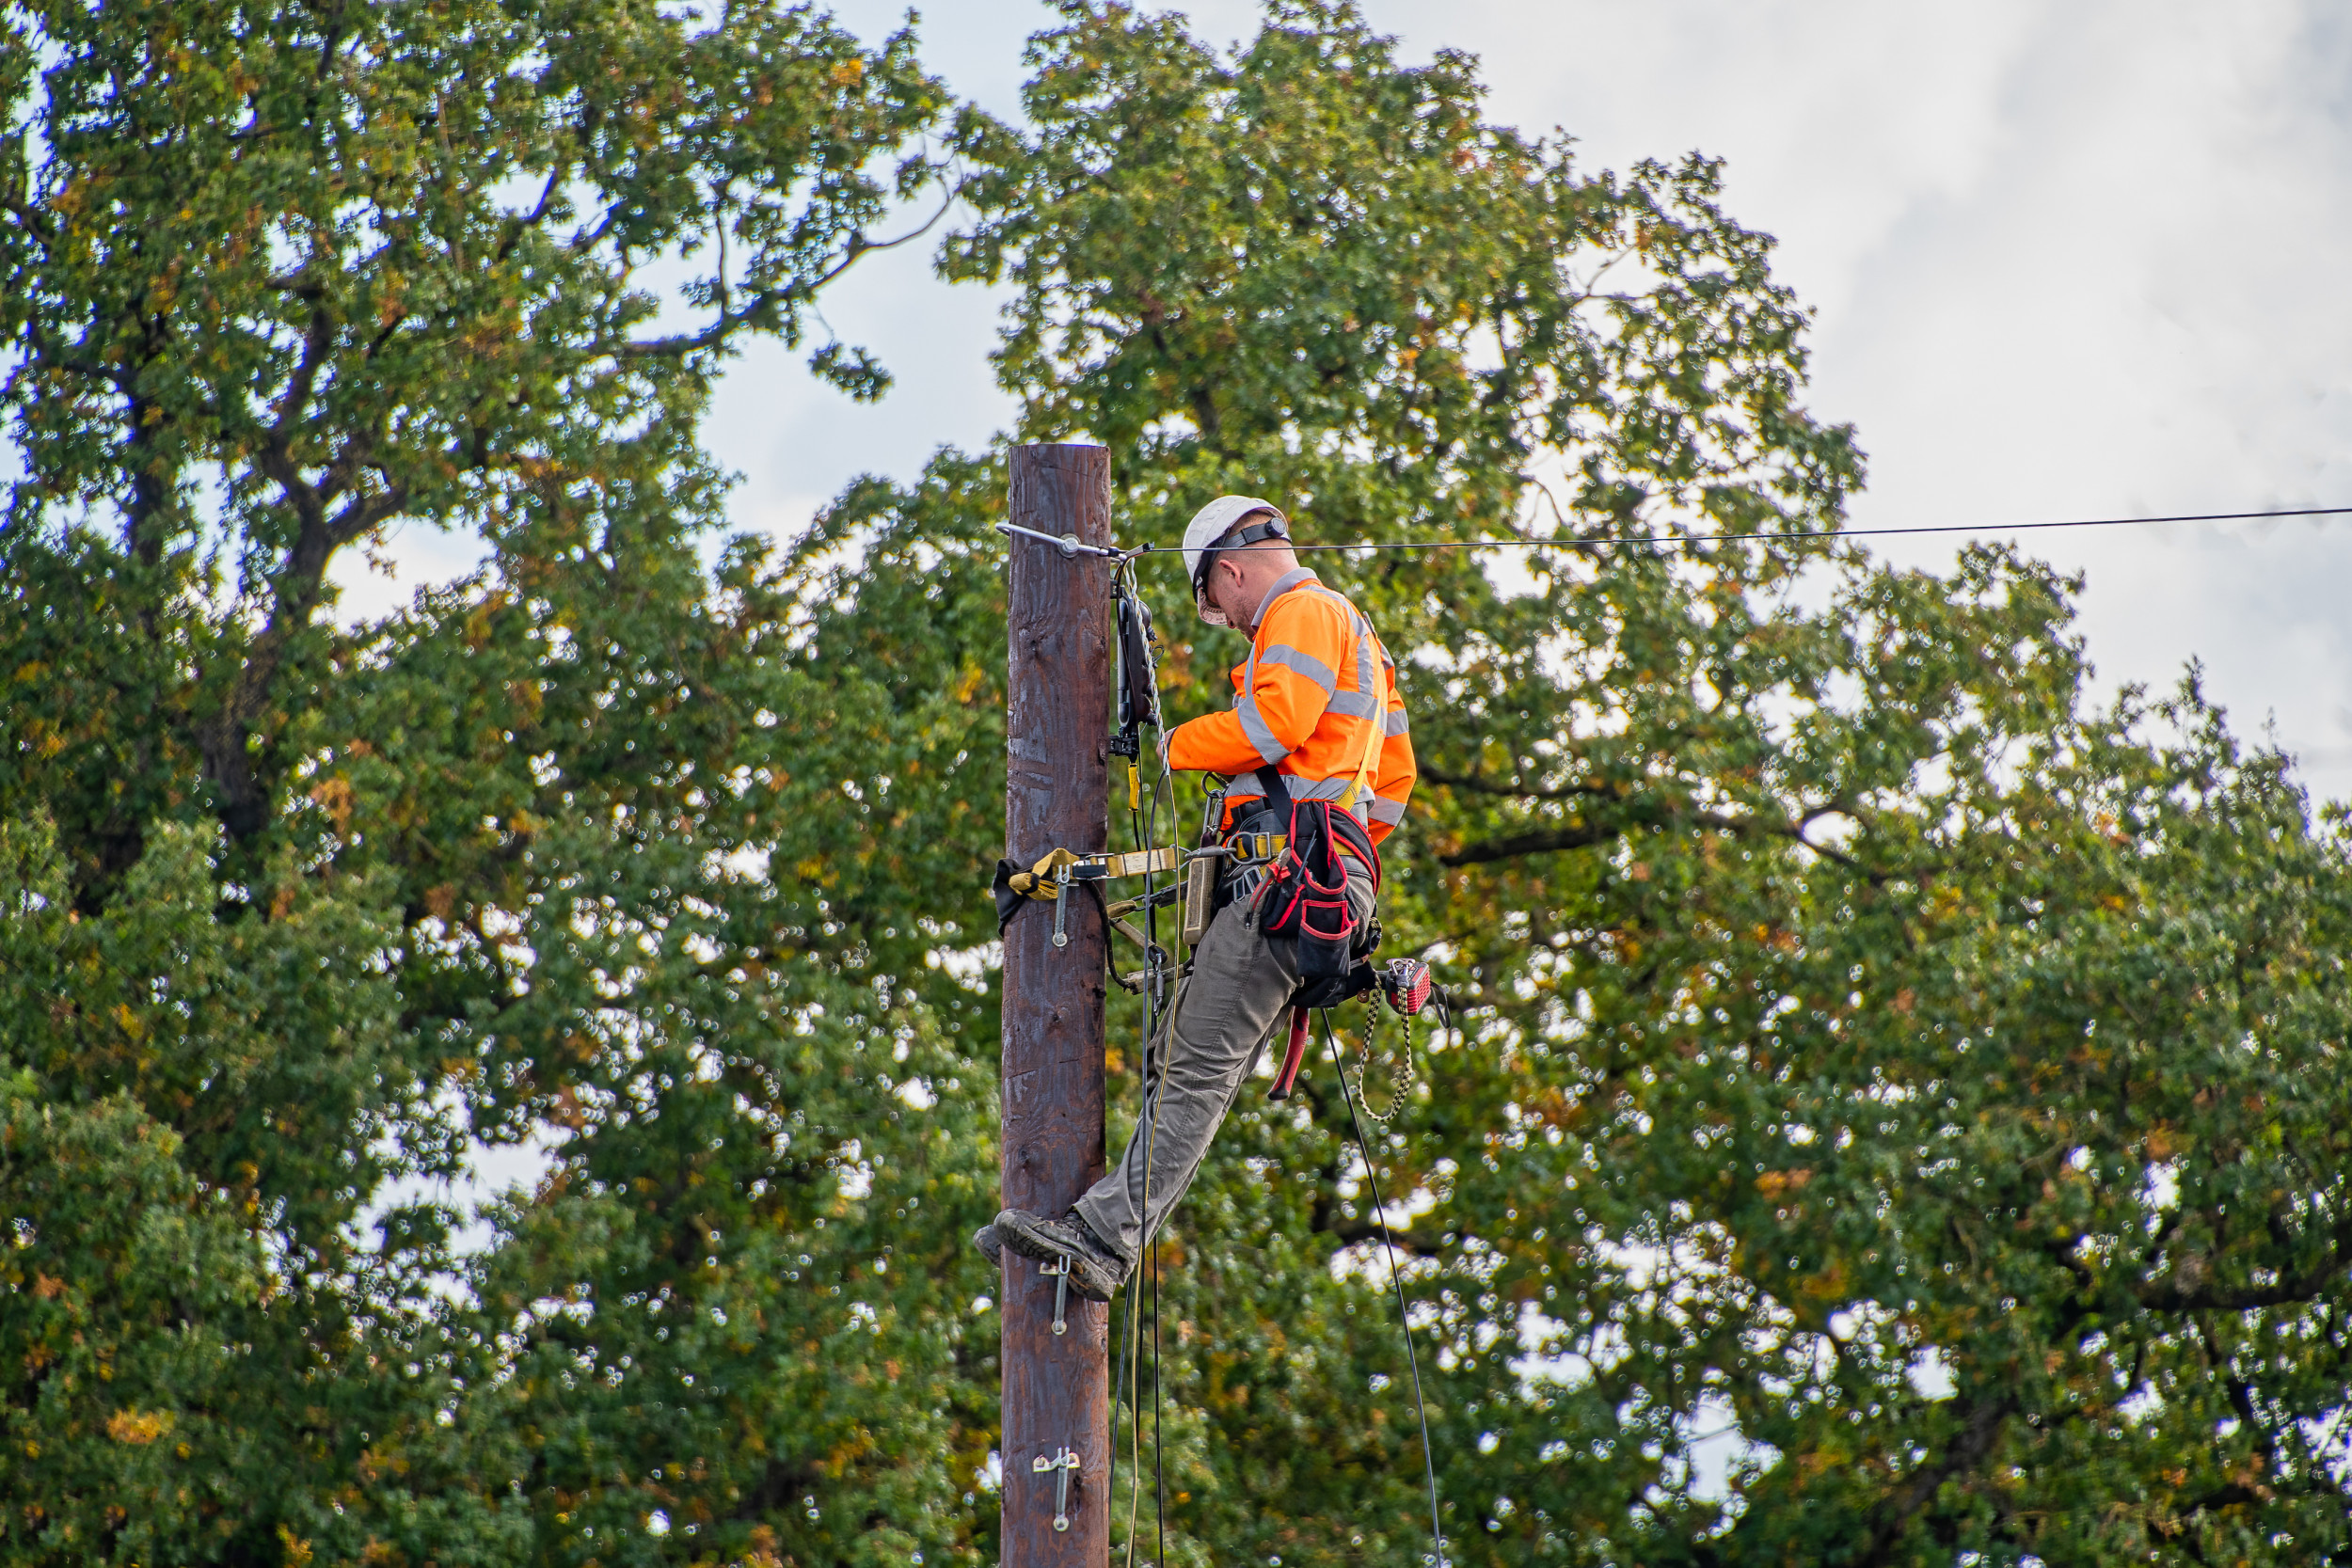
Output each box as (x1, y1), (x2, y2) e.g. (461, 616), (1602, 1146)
(1266, 1006), (1312, 1101)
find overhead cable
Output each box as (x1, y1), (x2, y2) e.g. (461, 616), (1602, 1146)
(1000, 503), (2352, 565)
(1266, 502), (2352, 554)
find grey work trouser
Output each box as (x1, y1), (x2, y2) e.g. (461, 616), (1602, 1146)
(1073, 862), (1375, 1278)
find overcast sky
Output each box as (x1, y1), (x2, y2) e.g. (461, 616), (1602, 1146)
(369, 0), (2352, 797)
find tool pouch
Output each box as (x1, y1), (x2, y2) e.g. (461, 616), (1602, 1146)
(1285, 848), (1355, 981)
(1248, 768), (1380, 984)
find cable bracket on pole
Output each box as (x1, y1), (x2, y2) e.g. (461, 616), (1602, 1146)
(1034, 1446), (1079, 1531)
(1041, 1255), (1073, 1336)
(995, 520), (1128, 561)
(993, 846), (1188, 941)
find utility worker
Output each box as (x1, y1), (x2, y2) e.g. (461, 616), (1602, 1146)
(982, 496), (1415, 1299)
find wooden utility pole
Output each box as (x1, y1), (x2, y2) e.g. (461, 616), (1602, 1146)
(1001, 443), (1114, 1567)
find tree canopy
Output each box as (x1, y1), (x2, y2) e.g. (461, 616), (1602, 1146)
(9, 2), (2352, 1565)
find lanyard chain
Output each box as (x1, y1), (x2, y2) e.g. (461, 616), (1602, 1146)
(1347, 1006), (1414, 1125)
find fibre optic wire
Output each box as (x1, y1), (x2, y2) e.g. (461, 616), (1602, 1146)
(1110, 560), (1151, 1564)
(1271, 502), (2352, 553)
(1138, 571), (1183, 1568)
(1076, 502), (2352, 567)
(1144, 593), (1176, 1568)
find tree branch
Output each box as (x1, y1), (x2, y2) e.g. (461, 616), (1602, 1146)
(1322, 1219), (1441, 1258)
(614, 183), (957, 361)
(1854, 1392), (2016, 1567)
(1439, 820), (1624, 865)
(1420, 762), (1620, 802)
(0, 188), (59, 259)
(2137, 1247), (2352, 1313)
(507, 170), (564, 256)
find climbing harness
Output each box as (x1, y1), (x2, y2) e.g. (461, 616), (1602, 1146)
(1241, 781), (1381, 986)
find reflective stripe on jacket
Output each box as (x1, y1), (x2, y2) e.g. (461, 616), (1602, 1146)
(1165, 568), (1416, 846)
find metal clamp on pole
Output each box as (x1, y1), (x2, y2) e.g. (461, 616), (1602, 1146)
(995, 520), (1128, 561)
(996, 846), (1184, 951)
(1033, 1447), (1079, 1532)
(1040, 1255), (1072, 1336)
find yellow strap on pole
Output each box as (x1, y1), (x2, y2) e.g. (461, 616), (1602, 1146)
(1007, 847), (1085, 899)
(1006, 845), (1182, 901)
(1098, 847), (1182, 879)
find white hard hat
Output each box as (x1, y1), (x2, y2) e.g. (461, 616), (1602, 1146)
(1182, 495), (1289, 626)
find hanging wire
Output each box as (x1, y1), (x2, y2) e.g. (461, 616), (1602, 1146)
(1137, 572), (1174, 1568)
(1111, 559), (1149, 1566)
(1321, 1009), (1448, 1568)
(1108, 558), (1180, 1568)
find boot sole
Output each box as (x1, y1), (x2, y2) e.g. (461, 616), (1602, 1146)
(992, 1209), (1120, 1302)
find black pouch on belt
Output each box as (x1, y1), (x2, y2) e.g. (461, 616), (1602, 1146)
(1248, 769), (1379, 983)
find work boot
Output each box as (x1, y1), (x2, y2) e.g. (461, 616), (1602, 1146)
(992, 1208), (1124, 1302)
(972, 1223), (1005, 1269)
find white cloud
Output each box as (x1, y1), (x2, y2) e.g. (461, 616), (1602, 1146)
(363, 0), (2352, 798)
(328, 519), (489, 626)
(1403, 0), (2352, 792)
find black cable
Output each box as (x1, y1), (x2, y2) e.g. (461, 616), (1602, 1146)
(1112, 502), (2352, 561)
(1152, 1199), (1166, 1568)
(1131, 569), (1168, 1568)
(1110, 800), (1143, 1567)
(1321, 1009), (1447, 1568)
(1140, 585), (1172, 1568)
(1108, 562), (1176, 1568)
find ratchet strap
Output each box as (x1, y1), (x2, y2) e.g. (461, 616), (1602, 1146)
(993, 845), (1184, 933)
(989, 832), (1291, 937)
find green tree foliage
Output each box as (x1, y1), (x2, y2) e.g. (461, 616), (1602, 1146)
(2, 2), (999, 1562)
(10, 1), (2352, 1565)
(914, 3), (2352, 1563)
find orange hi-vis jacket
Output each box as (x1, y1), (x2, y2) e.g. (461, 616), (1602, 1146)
(1166, 568), (1415, 847)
